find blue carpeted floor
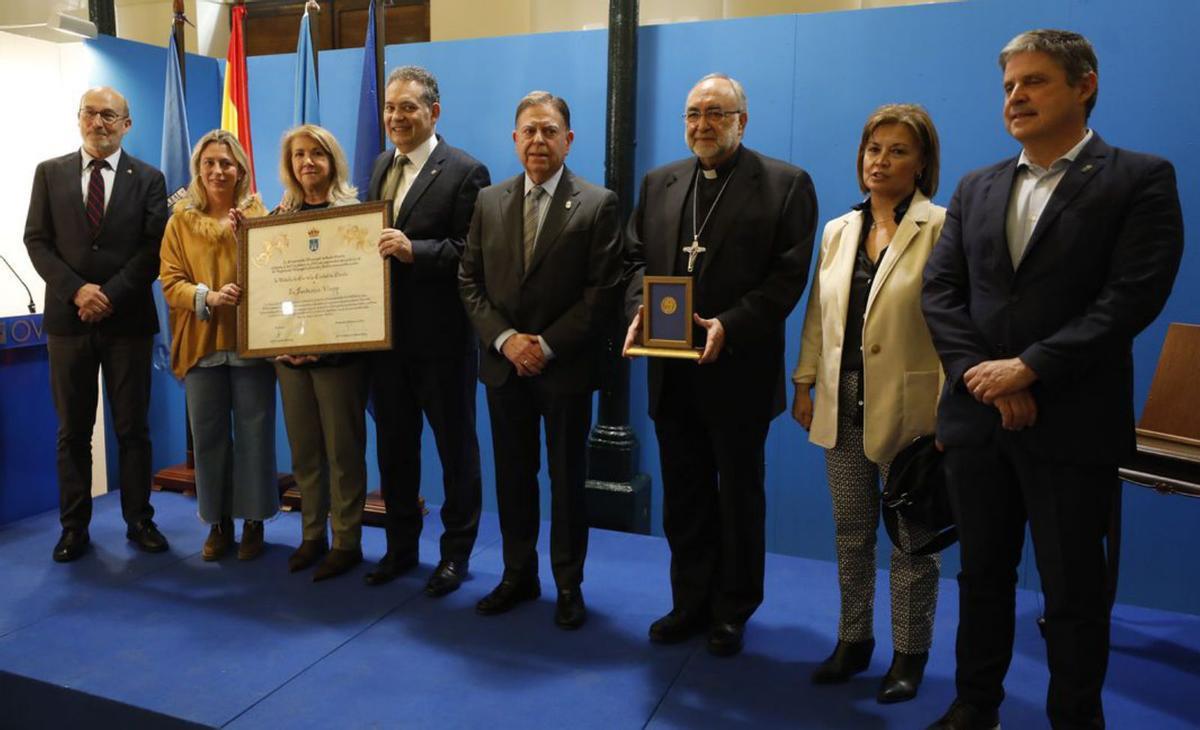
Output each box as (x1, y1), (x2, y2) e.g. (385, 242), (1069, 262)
(0, 491), (1196, 729)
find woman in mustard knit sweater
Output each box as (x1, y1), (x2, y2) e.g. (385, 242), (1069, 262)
(160, 129), (278, 561)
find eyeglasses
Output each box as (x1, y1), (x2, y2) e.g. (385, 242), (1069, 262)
(79, 109), (127, 125)
(682, 109), (743, 125)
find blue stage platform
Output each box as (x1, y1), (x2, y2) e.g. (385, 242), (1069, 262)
(0, 491), (1196, 729)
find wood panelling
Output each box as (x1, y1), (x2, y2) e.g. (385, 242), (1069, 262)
(240, 0), (429, 56)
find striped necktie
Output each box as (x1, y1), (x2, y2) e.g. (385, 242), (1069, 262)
(86, 159), (108, 238)
(523, 185), (545, 265)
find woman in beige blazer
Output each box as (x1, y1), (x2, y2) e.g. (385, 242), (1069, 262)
(792, 104), (945, 703)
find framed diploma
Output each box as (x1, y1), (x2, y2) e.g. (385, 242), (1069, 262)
(237, 200), (393, 358)
(625, 275), (702, 360)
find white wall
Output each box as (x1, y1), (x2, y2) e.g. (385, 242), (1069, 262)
(0, 32), (93, 317)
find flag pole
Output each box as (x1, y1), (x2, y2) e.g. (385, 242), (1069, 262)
(172, 0), (186, 93)
(305, 0), (320, 79)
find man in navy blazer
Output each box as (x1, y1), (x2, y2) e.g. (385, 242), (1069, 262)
(922, 30), (1183, 730)
(24, 87), (170, 562)
(365, 66), (490, 595)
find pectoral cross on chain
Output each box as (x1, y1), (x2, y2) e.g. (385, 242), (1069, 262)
(683, 236), (706, 273)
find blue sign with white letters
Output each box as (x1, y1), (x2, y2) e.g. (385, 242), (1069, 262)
(0, 314), (46, 350)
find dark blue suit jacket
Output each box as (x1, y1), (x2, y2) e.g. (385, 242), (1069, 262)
(367, 136), (490, 360)
(922, 134), (1183, 465)
(24, 150), (167, 336)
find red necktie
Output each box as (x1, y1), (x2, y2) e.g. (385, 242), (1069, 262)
(87, 159), (108, 238)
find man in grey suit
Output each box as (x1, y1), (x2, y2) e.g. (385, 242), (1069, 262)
(459, 91), (622, 629)
(24, 87), (170, 562)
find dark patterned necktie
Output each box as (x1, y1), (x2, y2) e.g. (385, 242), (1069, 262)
(523, 185), (545, 265)
(86, 159), (109, 238)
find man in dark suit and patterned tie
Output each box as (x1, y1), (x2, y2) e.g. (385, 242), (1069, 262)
(922, 30), (1183, 730)
(364, 66), (491, 596)
(24, 86), (170, 562)
(459, 91), (622, 629)
(623, 73), (817, 657)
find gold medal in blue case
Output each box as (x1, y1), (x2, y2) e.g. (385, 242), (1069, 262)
(627, 275), (701, 360)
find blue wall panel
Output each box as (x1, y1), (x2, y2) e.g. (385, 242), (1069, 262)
(72, 0), (1200, 613)
(85, 35), (222, 511)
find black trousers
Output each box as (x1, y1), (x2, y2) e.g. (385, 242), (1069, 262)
(46, 332), (154, 531)
(371, 350), (482, 563)
(485, 377), (592, 590)
(946, 436), (1116, 730)
(654, 366), (770, 625)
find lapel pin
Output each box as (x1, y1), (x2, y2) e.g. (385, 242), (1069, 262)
(1081, 164), (1094, 173)
(565, 200), (573, 209)
(430, 169), (438, 175)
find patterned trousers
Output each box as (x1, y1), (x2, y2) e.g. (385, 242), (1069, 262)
(823, 369), (940, 653)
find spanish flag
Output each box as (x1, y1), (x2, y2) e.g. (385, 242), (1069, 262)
(220, 4), (255, 190)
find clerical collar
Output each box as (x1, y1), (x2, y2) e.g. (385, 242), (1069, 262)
(853, 192), (914, 225)
(696, 145), (742, 180)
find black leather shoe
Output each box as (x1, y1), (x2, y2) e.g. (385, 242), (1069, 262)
(554, 588), (587, 629)
(926, 699), (1000, 729)
(475, 577), (541, 615)
(812, 638), (875, 684)
(707, 622), (745, 657)
(648, 609), (709, 644)
(424, 560), (468, 598)
(53, 528), (90, 563)
(878, 651), (928, 704)
(313, 547), (363, 582)
(126, 519), (169, 553)
(364, 550), (418, 586)
(288, 539), (329, 572)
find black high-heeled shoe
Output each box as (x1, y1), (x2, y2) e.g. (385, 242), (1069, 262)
(811, 638), (875, 684)
(877, 650), (928, 703)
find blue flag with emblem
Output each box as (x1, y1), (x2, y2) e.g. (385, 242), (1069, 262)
(293, 9), (321, 126)
(352, 0), (381, 200)
(156, 30), (192, 373)
(161, 32), (191, 201)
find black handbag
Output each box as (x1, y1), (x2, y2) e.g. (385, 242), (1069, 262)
(882, 434), (958, 556)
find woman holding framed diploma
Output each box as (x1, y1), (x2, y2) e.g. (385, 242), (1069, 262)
(160, 130), (278, 561)
(791, 105), (946, 703)
(269, 125), (370, 582)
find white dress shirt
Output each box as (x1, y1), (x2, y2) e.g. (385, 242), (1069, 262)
(391, 133), (438, 206)
(80, 147), (122, 211)
(1006, 129), (1093, 268)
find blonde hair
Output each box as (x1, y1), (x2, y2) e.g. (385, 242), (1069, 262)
(185, 129), (254, 211)
(277, 124), (359, 211)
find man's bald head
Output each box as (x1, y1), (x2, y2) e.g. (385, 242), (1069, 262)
(78, 87), (132, 158)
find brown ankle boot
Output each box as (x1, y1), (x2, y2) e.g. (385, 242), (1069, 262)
(202, 518), (234, 561)
(237, 520), (265, 561)
(288, 538), (329, 572)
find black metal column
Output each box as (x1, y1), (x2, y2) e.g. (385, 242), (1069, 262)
(89, 0), (116, 36)
(585, 0), (650, 535)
